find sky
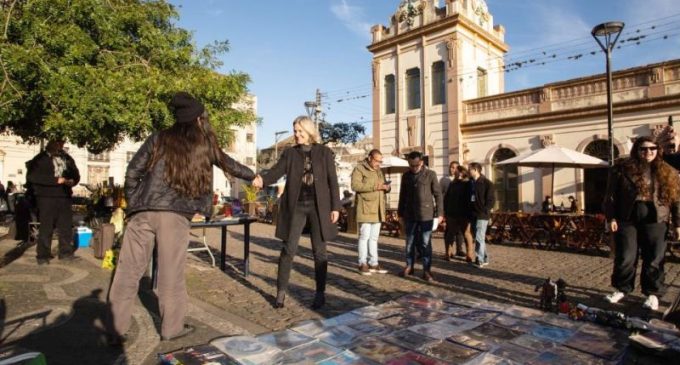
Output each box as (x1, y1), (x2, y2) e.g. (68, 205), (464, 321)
(167, 0), (680, 149)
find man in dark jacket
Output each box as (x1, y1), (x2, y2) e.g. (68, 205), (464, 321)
(397, 151), (443, 281)
(444, 163), (474, 262)
(468, 162), (495, 268)
(27, 139), (80, 264)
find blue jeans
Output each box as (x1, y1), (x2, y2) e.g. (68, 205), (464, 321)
(358, 222), (381, 266)
(404, 220), (433, 271)
(472, 219), (489, 264)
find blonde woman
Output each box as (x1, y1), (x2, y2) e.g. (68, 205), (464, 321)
(260, 116), (341, 309)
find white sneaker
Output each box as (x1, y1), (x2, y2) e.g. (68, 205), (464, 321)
(605, 291), (625, 304)
(642, 295), (659, 311)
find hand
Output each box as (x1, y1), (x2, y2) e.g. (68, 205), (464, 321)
(330, 210), (339, 224)
(609, 220), (618, 233)
(57, 177), (66, 184)
(675, 227), (680, 240)
(439, 216), (445, 223)
(252, 175), (263, 189)
(376, 182), (386, 191)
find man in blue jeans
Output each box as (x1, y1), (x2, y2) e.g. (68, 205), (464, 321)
(468, 163), (495, 268)
(397, 151), (443, 281)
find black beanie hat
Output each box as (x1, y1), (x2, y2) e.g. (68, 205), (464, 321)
(170, 92), (205, 124)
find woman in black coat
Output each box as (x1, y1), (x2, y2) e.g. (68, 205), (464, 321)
(603, 135), (680, 311)
(260, 116), (341, 309)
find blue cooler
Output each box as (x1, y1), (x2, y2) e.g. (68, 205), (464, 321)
(74, 226), (93, 248)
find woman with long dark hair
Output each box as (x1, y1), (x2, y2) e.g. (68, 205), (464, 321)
(106, 92), (257, 344)
(260, 116), (341, 310)
(603, 135), (680, 310)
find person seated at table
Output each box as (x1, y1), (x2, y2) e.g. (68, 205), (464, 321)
(106, 92), (258, 345)
(568, 196), (578, 213)
(541, 196), (554, 213)
(603, 135), (680, 311)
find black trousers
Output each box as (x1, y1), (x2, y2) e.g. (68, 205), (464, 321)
(612, 221), (667, 295)
(277, 199), (328, 294)
(36, 196), (73, 258)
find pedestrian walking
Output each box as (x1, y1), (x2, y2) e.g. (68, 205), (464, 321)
(106, 92), (258, 345)
(468, 162), (494, 268)
(259, 116), (341, 310)
(444, 163), (474, 262)
(351, 149), (390, 276)
(603, 135), (680, 311)
(26, 139), (80, 264)
(397, 151), (443, 282)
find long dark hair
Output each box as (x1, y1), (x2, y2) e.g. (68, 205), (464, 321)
(622, 135), (680, 204)
(148, 112), (228, 198)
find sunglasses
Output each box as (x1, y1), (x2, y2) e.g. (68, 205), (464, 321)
(638, 146), (658, 152)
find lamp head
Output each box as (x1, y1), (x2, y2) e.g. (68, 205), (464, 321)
(591, 21), (624, 37)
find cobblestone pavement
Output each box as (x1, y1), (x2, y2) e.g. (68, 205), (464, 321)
(1, 222), (679, 364)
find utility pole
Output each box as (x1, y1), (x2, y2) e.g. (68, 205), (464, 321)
(304, 88), (324, 130)
(274, 130), (287, 160)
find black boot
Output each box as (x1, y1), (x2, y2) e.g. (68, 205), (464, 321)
(311, 291), (325, 310)
(274, 291), (286, 309)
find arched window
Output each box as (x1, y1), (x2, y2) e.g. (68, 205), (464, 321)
(583, 140), (620, 213)
(492, 148), (518, 211)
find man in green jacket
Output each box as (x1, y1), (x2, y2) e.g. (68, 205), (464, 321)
(351, 149), (391, 275)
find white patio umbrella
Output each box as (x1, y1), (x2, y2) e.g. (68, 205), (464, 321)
(495, 145), (608, 198)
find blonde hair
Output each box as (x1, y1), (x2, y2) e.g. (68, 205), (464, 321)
(293, 116), (321, 144)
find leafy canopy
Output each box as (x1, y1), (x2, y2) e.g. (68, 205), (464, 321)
(319, 121), (365, 145)
(0, 0), (255, 153)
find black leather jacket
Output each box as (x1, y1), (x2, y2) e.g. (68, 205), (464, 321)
(603, 160), (680, 226)
(125, 133), (255, 217)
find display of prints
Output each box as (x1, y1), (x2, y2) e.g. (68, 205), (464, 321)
(383, 329), (438, 351)
(434, 303), (474, 316)
(408, 322), (468, 340)
(490, 315), (536, 333)
(324, 313), (364, 327)
(209, 336), (283, 365)
(256, 330), (316, 351)
(467, 323), (524, 342)
(509, 334), (559, 352)
(396, 294), (444, 310)
(564, 328), (627, 360)
(504, 305), (545, 320)
(530, 324), (575, 343)
(463, 352), (520, 365)
(527, 345), (612, 365)
(433, 317), (482, 333)
(405, 309), (449, 322)
(453, 309), (500, 323)
(420, 340), (481, 363)
(281, 341), (343, 364)
(379, 314), (422, 329)
(446, 333), (495, 352)
(437, 294), (487, 308)
(315, 325), (363, 348)
(291, 319), (330, 337)
(384, 351), (449, 365)
(353, 302), (406, 320)
(347, 319), (394, 337)
(538, 313), (584, 331)
(159, 344), (238, 365)
(350, 338), (408, 363)
(629, 330), (679, 350)
(317, 350), (377, 365)
(490, 343), (540, 364)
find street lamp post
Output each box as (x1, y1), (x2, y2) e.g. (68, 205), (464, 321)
(274, 130), (287, 160)
(591, 21), (624, 166)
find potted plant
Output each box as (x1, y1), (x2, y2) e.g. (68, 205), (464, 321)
(241, 184), (258, 216)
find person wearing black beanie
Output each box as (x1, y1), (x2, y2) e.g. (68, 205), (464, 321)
(106, 92), (262, 345)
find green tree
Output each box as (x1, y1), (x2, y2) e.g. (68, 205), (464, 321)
(319, 121), (365, 145)
(0, 0), (255, 153)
